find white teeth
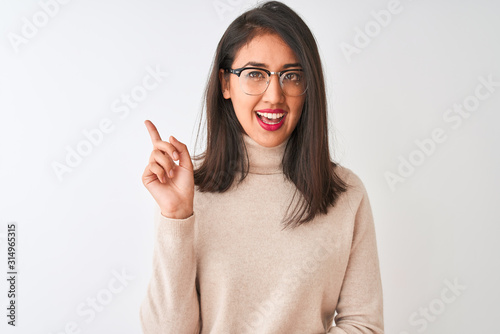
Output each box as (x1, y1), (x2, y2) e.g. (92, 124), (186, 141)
(256, 112), (285, 119)
(261, 118), (280, 125)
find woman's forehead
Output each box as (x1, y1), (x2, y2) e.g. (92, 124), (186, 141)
(233, 33), (300, 68)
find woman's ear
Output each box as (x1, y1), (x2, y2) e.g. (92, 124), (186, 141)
(219, 69), (231, 99)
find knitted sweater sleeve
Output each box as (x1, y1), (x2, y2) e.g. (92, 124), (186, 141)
(139, 205), (201, 334)
(327, 172), (384, 333)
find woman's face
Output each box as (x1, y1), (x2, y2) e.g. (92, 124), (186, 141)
(219, 33), (306, 148)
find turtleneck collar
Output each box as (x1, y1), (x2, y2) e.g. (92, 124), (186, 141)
(241, 133), (290, 175)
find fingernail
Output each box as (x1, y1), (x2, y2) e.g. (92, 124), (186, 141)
(169, 169), (174, 178)
(173, 151), (179, 160)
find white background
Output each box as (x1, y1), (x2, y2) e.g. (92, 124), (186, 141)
(1, 0), (499, 333)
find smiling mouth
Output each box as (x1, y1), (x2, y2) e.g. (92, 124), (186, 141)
(255, 111), (287, 124)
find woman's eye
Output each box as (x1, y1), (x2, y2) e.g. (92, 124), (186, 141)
(248, 71), (265, 79)
(284, 72), (302, 81)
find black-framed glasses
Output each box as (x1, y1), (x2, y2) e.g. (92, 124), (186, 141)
(224, 67), (307, 97)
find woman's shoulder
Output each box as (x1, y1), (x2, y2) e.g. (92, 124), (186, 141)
(332, 163), (369, 196)
(329, 164), (371, 220)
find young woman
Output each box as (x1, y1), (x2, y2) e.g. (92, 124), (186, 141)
(140, 1), (384, 333)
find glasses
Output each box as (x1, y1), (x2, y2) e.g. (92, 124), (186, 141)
(224, 67), (307, 97)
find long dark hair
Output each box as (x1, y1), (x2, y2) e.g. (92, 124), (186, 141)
(192, 1), (348, 230)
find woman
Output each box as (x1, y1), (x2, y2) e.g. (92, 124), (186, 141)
(140, 1), (384, 333)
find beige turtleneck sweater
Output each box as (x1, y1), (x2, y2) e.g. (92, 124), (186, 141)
(139, 133), (384, 333)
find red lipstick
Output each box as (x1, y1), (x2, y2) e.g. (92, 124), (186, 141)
(255, 109), (287, 131)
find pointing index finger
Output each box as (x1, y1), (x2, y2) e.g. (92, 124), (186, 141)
(144, 120), (162, 144)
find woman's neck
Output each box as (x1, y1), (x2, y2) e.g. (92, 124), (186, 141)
(241, 133), (289, 175)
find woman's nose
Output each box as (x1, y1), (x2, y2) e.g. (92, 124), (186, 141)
(262, 74), (285, 104)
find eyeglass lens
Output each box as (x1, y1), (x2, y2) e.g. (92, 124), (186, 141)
(239, 69), (306, 96)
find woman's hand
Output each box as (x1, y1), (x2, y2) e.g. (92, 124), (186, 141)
(142, 120), (194, 219)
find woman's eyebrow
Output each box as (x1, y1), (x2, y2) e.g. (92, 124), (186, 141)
(282, 63), (302, 69)
(241, 61), (302, 68)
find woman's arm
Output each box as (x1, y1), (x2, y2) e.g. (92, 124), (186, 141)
(327, 173), (384, 334)
(140, 120), (199, 332)
(139, 206), (201, 334)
